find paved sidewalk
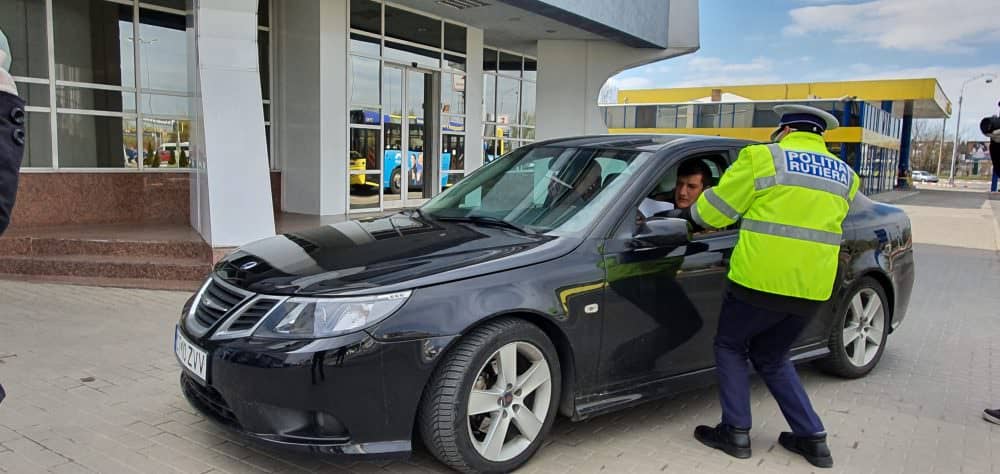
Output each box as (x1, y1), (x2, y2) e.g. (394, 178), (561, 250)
(1, 189), (999, 473)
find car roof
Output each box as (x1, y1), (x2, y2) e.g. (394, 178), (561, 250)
(532, 134), (756, 152)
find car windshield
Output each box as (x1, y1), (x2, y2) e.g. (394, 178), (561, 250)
(421, 145), (651, 235)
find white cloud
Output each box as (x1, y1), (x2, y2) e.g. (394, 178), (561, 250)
(687, 56), (774, 73)
(785, 0), (1000, 53)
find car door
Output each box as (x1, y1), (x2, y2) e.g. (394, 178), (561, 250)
(597, 149), (739, 390)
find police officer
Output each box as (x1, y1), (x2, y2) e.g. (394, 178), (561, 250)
(674, 104), (859, 469)
(0, 28), (25, 236)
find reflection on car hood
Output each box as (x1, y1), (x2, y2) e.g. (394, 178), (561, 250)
(213, 214), (564, 296)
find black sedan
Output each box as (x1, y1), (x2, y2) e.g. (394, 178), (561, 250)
(175, 135), (914, 473)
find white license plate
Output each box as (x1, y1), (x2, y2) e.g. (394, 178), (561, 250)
(175, 327), (208, 383)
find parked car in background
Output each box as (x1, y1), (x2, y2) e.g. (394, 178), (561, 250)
(912, 170), (939, 183)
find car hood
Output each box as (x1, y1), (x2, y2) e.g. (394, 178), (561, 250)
(213, 213), (572, 296)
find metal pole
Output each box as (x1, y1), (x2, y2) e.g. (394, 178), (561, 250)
(949, 93), (963, 186)
(935, 117), (946, 176)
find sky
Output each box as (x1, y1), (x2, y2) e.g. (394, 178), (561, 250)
(606, 0), (1000, 138)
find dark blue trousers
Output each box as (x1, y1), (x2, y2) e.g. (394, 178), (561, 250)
(714, 292), (825, 435)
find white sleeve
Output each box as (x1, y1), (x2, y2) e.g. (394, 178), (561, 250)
(639, 198), (675, 217)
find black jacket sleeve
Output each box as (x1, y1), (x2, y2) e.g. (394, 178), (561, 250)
(0, 91), (25, 236)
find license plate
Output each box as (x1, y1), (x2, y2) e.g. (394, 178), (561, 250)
(175, 327), (208, 383)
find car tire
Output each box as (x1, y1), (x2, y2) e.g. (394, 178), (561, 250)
(419, 318), (561, 474)
(390, 168), (402, 194)
(816, 276), (890, 378)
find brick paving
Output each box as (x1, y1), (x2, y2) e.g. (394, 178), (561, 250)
(1, 188), (999, 473)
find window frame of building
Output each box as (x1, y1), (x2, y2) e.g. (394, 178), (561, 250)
(481, 46), (536, 164)
(347, 0), (470, 213)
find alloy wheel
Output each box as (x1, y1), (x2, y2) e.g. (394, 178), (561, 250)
(466, 341), (553, 462)
(843, 288), (885, 367)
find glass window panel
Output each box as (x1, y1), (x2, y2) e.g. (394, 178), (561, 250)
(138, 8), (189, 94)
(349, 107), (381, 125)
(441, 74), (465, 115)
(483, 48), (497, 72)
(484, 139), (498, 163)
(444, 53), (466, 72)
(384, 42), (439, 70)
(520, 82), (535, 126)
(656, 105), (677, 128)
(697, 104), (720, 128)
(521, 127), (535, 141)
(350, 127), (381, 172)
(57, 86), (135, 113)
(350, 173), (381, 210)
(258, 30), (269, 100)
(13, 82), (49, 107)
(140, 92), (188, 116)
(443, 116), (465, 133)
(258, 0), (269, 27)
(605, 106), (624, 128)
(676, 106), (690, 127)
(498, 52), (521, 76)
(523, 58), (537, 81)
(625, 106), (636, 128)
(443, 23), (466, 53)
(635, 105), (656, 128)
(53, 0), (135, 87)
(21, 112), (53, 168)
(445, 173), (464, 188)
(350, 55), (380, 106)
(751, 103), (778, 127)
(442, 135), (464, 171)
(482, 123), (495, 139)
(483, 74), (496, 122)
(733, 104), (754, 128)
(57, 114), (133, 168)
(0, 0), (49, 78)
(350, 0), (380, 35)
(141, 117), (190, 168)
(496, 76), (519, 126)
(385, 6), (440, 49)
(350, 32), (380, 56)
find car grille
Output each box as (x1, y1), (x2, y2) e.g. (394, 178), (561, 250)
(193, 280), (249, 328)
(181, 374), (240, 428)
(227, 299), (280, 332)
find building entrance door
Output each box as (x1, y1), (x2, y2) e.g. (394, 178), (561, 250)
(383, 65), (440, 210)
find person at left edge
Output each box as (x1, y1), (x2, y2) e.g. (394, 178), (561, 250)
(0, 28), (25, 237)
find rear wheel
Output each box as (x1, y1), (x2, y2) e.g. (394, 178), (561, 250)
(419, 318), (561, 473)
(390, 167), (402, 194)
(817, 277), (889, 378)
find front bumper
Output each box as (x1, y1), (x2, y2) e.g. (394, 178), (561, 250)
(176, 324), (456, 458)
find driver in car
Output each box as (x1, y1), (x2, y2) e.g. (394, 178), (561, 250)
(638, 160), (713, 225)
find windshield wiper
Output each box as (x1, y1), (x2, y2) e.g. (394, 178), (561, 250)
(435, 215), (534, 235)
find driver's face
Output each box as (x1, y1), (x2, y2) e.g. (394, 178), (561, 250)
(675, 174), (705, 209)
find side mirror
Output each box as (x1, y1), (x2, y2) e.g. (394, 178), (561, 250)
(632, 217), (690, 248)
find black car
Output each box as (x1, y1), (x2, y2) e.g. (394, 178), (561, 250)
(175, 135), (914, 473)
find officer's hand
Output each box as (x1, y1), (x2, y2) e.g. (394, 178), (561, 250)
(0, 30), (18, 97)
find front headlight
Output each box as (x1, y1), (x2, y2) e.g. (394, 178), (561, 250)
(252, 291), (411, 339)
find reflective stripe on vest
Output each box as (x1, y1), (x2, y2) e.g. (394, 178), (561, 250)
(761, 144), (853, 198)
(741, 218), (842, 245)
(702, 188), (740, 221)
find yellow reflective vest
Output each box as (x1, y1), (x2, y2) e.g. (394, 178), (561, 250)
(691, 132), (860, 301)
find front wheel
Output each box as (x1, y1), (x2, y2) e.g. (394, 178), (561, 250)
(816, 277), (890, 378)
(419, 318), (561, 473)
(389, 168), (402, 194)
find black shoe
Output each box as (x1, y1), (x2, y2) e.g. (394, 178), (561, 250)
(694, 424), (751, 459)
(779, 432), (833, 468)
(984, 408), (1000, 425)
